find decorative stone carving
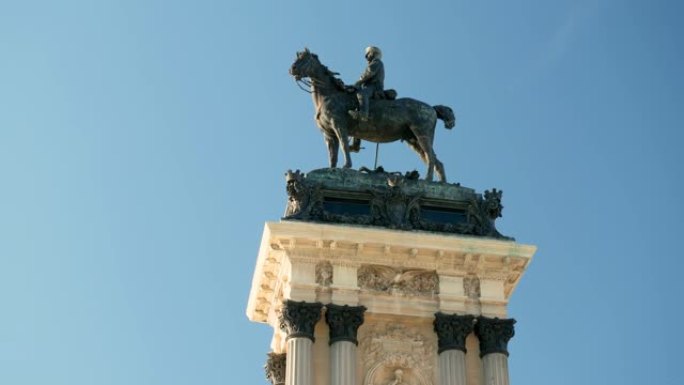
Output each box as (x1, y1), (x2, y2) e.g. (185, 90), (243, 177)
(316, 261), (333, 286)
(470, 188), (507, 239)
(358, 265), (439, 296)
(325, 304), (366, 345)
(284, 169), (323, 219)
(463, 276), (480, 299)
(359, 323), (435, 385)
(433, 313), (475, 353)
(279, 300), (323, 341)
(264, 352), (286, 385)
(474, 316), (516, 357)
(282, 168), (512, 240)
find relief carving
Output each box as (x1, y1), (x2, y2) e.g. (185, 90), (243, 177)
(359, 323), (436, 385)
(316, 261), (333, 286)
(358, 265), (439, 296)
(463, 276), (480, 299)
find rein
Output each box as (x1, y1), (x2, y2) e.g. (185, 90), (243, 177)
(295, 78), (313, 94)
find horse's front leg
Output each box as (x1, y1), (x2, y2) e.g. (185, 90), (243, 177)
(333, 124), (352, 168)
(325, 135), (339, 168)
(337, 130), (351, 168)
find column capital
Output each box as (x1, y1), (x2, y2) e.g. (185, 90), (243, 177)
(433, 312), (475, 353)
(265, 352), (286, 385)
(474, 316), (516, 357)
(279, 300), (323, 341)
(325, 304), (366, 345)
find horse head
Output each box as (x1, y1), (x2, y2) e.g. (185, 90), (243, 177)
(289, 48), (319, 81)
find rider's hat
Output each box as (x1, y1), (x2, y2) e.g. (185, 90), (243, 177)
(365, 46), (382, 60)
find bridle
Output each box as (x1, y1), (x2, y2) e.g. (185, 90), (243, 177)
(292, 53), (336, 94)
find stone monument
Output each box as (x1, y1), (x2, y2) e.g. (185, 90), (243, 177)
(247, 50), (537, 385)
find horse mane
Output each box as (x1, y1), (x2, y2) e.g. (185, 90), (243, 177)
(311, 53), (347, 92)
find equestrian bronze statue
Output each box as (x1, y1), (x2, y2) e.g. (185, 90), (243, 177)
(289, 48), (456, 182)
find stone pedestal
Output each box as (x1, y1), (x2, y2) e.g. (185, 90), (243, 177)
(247, 220), (535, 385)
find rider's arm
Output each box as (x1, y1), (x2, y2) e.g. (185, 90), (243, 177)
(357, 60), (382, 85)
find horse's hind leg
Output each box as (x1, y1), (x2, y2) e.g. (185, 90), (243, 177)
(406, 137), (432, 179)
(413, 134), (436, 181)
(434, 156), (446, 182)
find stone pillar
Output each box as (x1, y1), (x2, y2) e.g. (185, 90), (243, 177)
(433, 313), (474, 385)
(265, 352), (287, 385)
(474, 317), (516, 385)
(325, 304), (366, 385)
(279, 301), (323, 385)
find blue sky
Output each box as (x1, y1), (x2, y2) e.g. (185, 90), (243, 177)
(1, 1), (682, 384)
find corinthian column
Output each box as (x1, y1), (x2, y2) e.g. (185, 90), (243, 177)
(325, 304), (366, 385)
(433, 313), (474, 385)
(279, 301), (323, 385)
(474, 316), (516, 385)
(265, 352), (286, 385)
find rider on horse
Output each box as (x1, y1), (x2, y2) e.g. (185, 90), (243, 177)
(348, 46), (385, 122)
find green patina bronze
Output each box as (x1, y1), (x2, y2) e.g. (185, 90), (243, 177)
(289, 49), (455, 182)
(283, 168), (511, 240)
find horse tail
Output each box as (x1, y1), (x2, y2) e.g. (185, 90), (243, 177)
(433, 105), (455, 129)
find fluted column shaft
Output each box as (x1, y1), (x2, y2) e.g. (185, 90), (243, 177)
(482, 353), (509, 385)
(279, 301), (323, 385)
(433, 313), (474, 385)
(285, 338), (313, 385)
(325, 304), (366, 385)
(475, 316), (515, 385)
(330, 341), (356, 385)
(439, 350), (467, 385)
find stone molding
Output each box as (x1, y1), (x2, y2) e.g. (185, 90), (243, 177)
(325, 304), (366, 345)
(265, 352), (286, 385)
(279, 300), (323, 341)
(474, 316), (516, 357)
(433, 313), (475, 353)
(246, 221), (536, 324)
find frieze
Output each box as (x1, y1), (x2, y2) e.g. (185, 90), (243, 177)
(358, 265), (439, 296)
(283, 168), (512, 239)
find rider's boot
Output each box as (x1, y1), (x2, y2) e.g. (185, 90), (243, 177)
(348, 93), (369, 121)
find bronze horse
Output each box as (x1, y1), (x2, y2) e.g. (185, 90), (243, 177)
(289, 49), (456, 182)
